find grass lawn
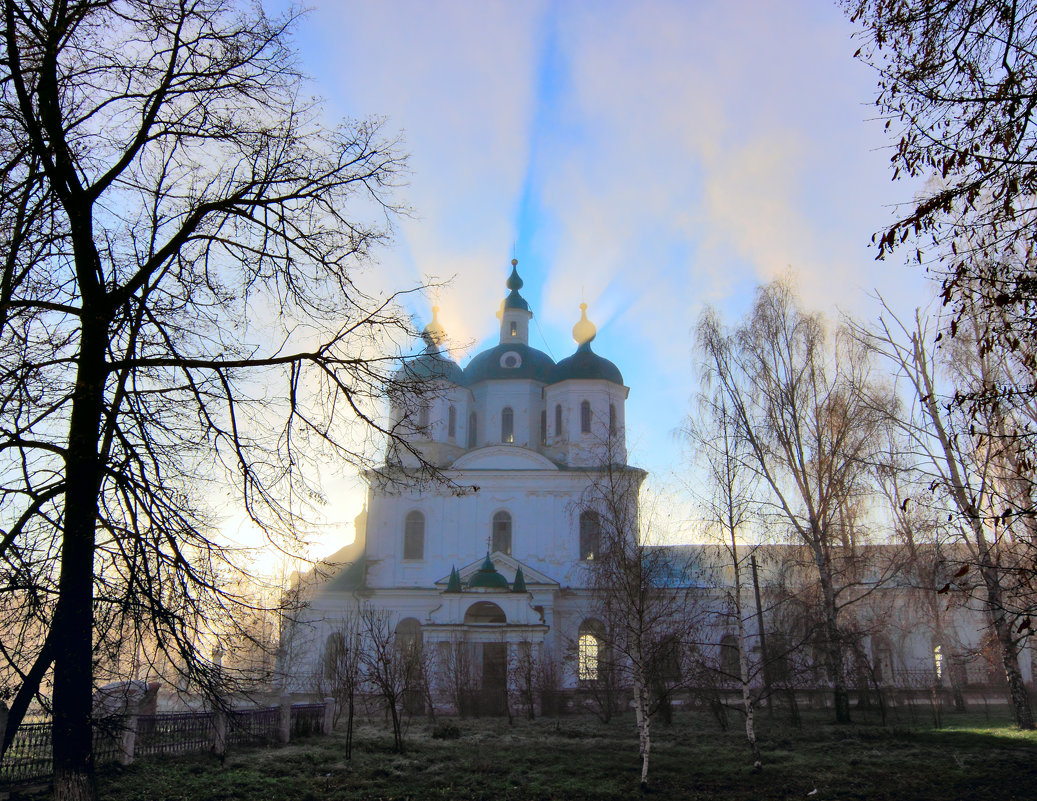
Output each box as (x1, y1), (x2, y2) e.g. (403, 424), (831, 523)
(68, 705), (1037, 800)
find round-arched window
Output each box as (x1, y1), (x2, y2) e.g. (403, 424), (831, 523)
(464, 601), (506, 624)
(492, 511), (512, 555)
(578, 619), (606, 681)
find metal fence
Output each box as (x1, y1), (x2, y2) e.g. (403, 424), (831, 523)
(1, 698), (333, 788)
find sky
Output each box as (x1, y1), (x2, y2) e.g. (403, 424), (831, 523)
(253, 0), (935, 560)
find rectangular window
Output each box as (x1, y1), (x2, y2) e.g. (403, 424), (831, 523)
(501, 407), (514, 443)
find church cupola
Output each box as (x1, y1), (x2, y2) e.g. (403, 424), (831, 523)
(497, 259), (533, 345)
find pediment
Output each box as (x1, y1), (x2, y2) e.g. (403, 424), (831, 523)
(435, 552), (560, 588)
(450, 445), (558, 471)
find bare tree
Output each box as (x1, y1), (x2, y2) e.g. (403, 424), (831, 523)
(434, 637), (478, 718)
(697, 279), (891, 723)
(359, 607), (425, 752)
(582, 451), (698, 790)
(857, 303), (1036, 727)
(845, 1), (1037, 412)
(312, 615), (363, 757)
(686, 394), (763, 770)
(0, 2), (429, 797)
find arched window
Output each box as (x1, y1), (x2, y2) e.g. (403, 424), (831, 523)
(501, 406), (514, 443)
(492, 511), (512, 555)
(540, 409), (547, 445)
(578, 620), (606, 681)
(417, 402), (430, 431)
(448, 405), (456, 439)
(464, 601), (506, 624)
(555, 404), (562, 437)
(468, 412), (477, 448)
(509, 321), (517, 337)
(395, 618), (422, 655)
(323, 632), (346, 680)
(404, 511), (424, 560)
(719, 634), (739, 679)
(609, 404), (617, 435)
(579, 510), (601, 561)
(580, 400), (592, 433)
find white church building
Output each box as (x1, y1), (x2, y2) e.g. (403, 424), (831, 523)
(282, 261), (1032, 710)
(286, 261), (635, 699)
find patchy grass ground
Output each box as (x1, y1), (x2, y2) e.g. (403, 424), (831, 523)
(42, 706), (1037, 800)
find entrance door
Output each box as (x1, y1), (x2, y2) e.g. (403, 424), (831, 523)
(480, 642), (507, 715)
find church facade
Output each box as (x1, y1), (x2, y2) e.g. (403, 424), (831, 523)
(286, 261), (634, 699)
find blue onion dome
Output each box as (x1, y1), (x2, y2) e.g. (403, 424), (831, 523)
(503, 258), (530, 311)
(467, 554), (510, 589)
(464, 342), (555, 384)
(548, 302), (624, 385)
(395, 305), (464, 384)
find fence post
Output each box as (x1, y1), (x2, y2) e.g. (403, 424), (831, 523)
(120, 700), (141, 765)
(322, 697), (335, 736)
(214, 708), (227, 760)
(279, 695), (291, 744)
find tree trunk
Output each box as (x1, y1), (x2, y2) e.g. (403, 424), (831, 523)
(732, 541), (762, 770)
(632, 666), (651, 790)
(979, 558), (1035, 729)
(53, 319), (108, 801)
(816, 553), (851, 723)
(389, 699), (404, 752)
(992, 613), (1035, 729)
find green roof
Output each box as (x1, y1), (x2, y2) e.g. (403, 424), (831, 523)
(467, 554), (510, 590)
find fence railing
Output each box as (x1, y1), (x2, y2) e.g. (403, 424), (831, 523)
(0, 696), (336, 788)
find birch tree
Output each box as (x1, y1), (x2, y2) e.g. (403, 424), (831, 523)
(858, 303), (1036, 728)
(697, 279), (889, 723)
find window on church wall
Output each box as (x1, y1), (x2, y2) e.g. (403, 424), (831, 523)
(580, 400), (592, 433)
(492, 511), (512, 555)
(719, 634), (739, 679)
(323, 632), (345, 680)
(609, 404), (617, 435)
(540, 409), (547, 445)
(509, 321), (517, 337)
(655, 635), (681, 682)
(555, 404), (562, 437)
(394, 618), (422, 657)
(404, 511), (425, 560)
(417, 402), (430, 431)
(768, 633), (791, 683)
(579, 510), (601, 561)
(873, 637), (894, 684)
(448, 405), (456, 439)
(468, 412), (477, 448)
(501, 406), (514, 443)
(578, 620), (606, 681)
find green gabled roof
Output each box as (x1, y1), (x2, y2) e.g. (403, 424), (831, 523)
(512, 566), (527, 593)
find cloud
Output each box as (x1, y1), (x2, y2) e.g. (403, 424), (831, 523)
(271, 0), (938, 515)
